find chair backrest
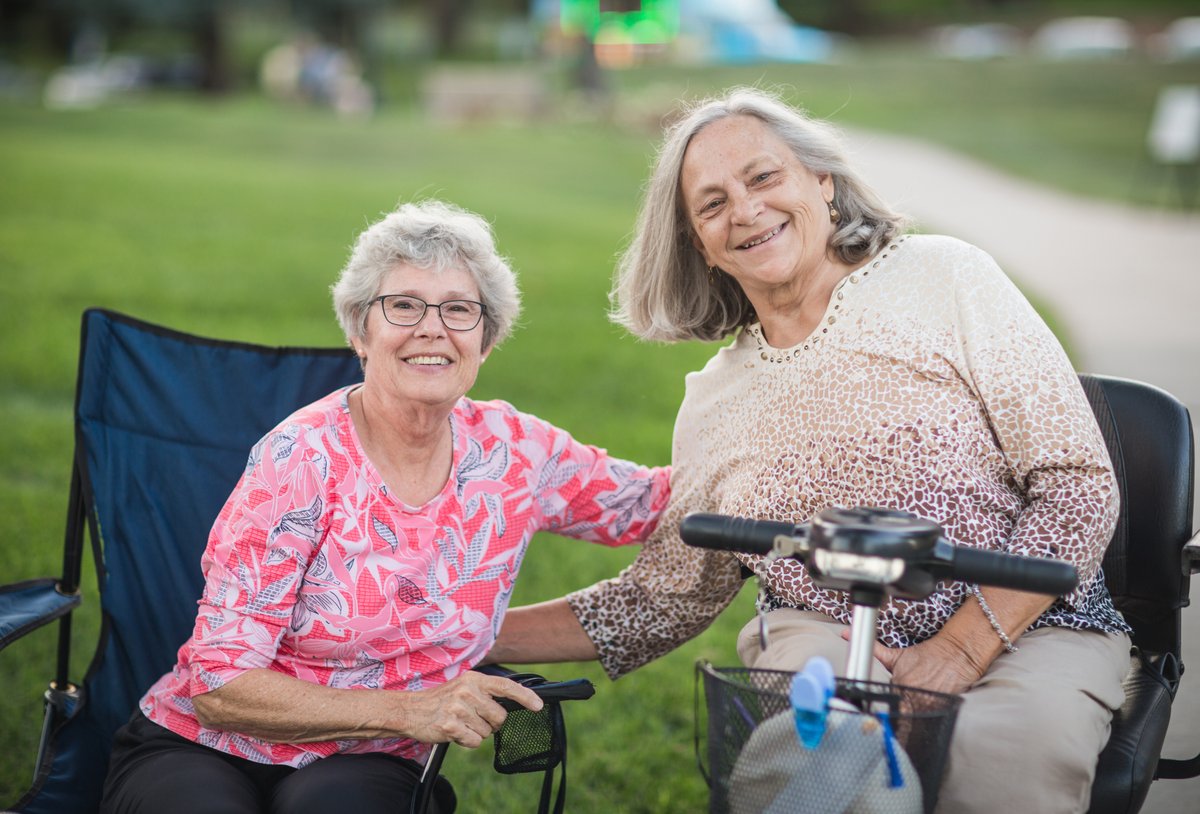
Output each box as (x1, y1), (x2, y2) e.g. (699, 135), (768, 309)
(19, 309), (362, 814)
(1080, 373), (1195, 659)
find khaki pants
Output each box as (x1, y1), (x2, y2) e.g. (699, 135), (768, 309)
(737, 609), (1130, 814)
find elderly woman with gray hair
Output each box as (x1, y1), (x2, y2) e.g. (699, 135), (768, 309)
(491, 88), (1131, 813)
(98, 200), (670, 814)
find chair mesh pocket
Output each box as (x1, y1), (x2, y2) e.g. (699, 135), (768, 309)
(493, 702), (566, 775)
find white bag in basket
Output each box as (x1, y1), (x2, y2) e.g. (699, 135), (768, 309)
(729, 709), (922, 814)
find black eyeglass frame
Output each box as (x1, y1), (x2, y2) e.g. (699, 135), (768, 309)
(370, 294), (488, 331)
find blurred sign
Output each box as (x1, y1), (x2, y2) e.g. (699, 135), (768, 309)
(1148, 85), (1200, 165)
(561, 0), (680, 44)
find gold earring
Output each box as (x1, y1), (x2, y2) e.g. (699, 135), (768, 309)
(828, 201), (841, 223)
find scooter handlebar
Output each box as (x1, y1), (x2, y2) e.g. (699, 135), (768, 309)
(949, 544), (1078, 596)
(680, 511), (1079, 597)
(678, 512), (801, 557)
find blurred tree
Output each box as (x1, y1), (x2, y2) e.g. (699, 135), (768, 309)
(429, 0), (472, 56)
(290, 0), (386, 52)
(0, 0), (109, 62)
(112, 0), (234, 91)
(777, 0), (871, 34)
(424, 0), (532, 58)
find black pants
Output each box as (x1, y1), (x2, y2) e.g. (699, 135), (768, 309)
(99, 710), (456, 814)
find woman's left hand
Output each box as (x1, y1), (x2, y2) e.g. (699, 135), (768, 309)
(868, 634), (985, 696)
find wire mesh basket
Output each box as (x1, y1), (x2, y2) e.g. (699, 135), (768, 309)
(697, 663), (962, 814)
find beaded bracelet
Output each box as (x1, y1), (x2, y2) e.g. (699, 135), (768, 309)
(971, 585), (1019, 654)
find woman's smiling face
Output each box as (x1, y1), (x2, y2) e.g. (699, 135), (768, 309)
(680, 115), (837, 302)
(357, 263), (489, 413)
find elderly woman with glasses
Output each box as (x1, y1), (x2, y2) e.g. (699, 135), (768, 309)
(98, 200), (670, 814)
(491, 88), (1131, 813)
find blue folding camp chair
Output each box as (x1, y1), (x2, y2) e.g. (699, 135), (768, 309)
(1, 308), (587, 814)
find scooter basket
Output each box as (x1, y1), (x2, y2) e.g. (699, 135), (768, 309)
(698, 664), (962, 814)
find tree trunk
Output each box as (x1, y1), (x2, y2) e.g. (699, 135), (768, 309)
(193, 6), (230, 93)
(430, 0), (469, 58)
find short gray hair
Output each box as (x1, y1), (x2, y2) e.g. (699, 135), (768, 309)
(332, 200), (521, 350)
(611, 87), (908, 342)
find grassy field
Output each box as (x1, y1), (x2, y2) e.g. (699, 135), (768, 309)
(1, 47), (1195, 810)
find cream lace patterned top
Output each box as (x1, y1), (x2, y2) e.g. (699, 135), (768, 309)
(568, 234), (1129, 679)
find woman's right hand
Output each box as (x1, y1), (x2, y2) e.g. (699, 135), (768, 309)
(400, 671), (544, 748)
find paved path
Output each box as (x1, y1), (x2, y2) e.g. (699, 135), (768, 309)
(842, 128), (1200, 812)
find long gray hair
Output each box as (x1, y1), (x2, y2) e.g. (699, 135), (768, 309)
(332, 199), (521, 350)
(611, 87), (908, 342)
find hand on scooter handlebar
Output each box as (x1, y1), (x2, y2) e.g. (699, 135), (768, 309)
(678, 508), (1078, 599)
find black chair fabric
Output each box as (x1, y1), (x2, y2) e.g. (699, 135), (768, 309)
(1080, 374), (1196, 814)
(1089, 650), (1178, 814)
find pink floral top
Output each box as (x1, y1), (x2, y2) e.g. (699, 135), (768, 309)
(140, 387), (670, 767)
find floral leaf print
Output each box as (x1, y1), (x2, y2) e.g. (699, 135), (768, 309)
(461, 521), (492, 576)
(470, 564), (507, 584)
(465, 491), (507, 538)
(329, 656), (386, 689)
(490, 582), (515, 637)
(395, 575), (427, 605)
(235, 557), (254, 596)
(593, 478), (657, 536)
(534, 447), (576, 493)
(199, 611), (225, 633)
(435, 524), (460, 564)
(197, 667), (225, 692)
(598, 477), (656, 517)
(458, 436), (482, 473)
(289, 596), (313, 634)
(246, 573), (299, 615)
(456, 438), (510, 496)
(228, 735), (274, 764)
(372, 515), (400, 553)
(269, 425), (301, 464)
(533, 446), (584, 519)
(268, 496), (323, 547)
(244, 440), (264, 475)
(299, 580), (350, 618)
(208, 576), (230, 609)
(307, 549), (335, 583)
(263, 547), (292, 567)
(311, 450), (330, 481)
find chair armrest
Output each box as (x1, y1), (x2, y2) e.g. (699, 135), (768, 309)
(0, 577), (81, 651)
(476, 664), (596, 707)
(412, 665), (594, 814)
(1183, 528), (1200, 576)
(476, 663), (521, 679)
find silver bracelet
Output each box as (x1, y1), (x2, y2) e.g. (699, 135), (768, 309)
(971, 585), (1019, 654)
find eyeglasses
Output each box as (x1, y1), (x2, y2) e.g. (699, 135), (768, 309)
(372, 294), (487, 331)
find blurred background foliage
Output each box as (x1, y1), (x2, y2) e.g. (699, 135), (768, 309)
(1, 0), (1198, 811)
(2, 1), (1198, 91)
(2, 0), (1197, 210)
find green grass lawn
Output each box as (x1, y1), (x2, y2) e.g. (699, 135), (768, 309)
(0, 47), (1193, 810)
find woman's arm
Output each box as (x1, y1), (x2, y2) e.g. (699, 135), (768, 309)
(192, 667), (543, 749)
(874, 243), (1120, 689)
(953, 243), (1118, 585)
(485, 598), (599, 665)
(528, 412), (672, 549)
(874, 587), (1053, 694)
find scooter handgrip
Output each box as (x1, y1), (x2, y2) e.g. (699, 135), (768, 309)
(679, 513), (799, 556)
(952, 546), (1078, 595)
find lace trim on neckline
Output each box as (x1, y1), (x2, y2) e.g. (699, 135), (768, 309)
(747, 236), (909, 363)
